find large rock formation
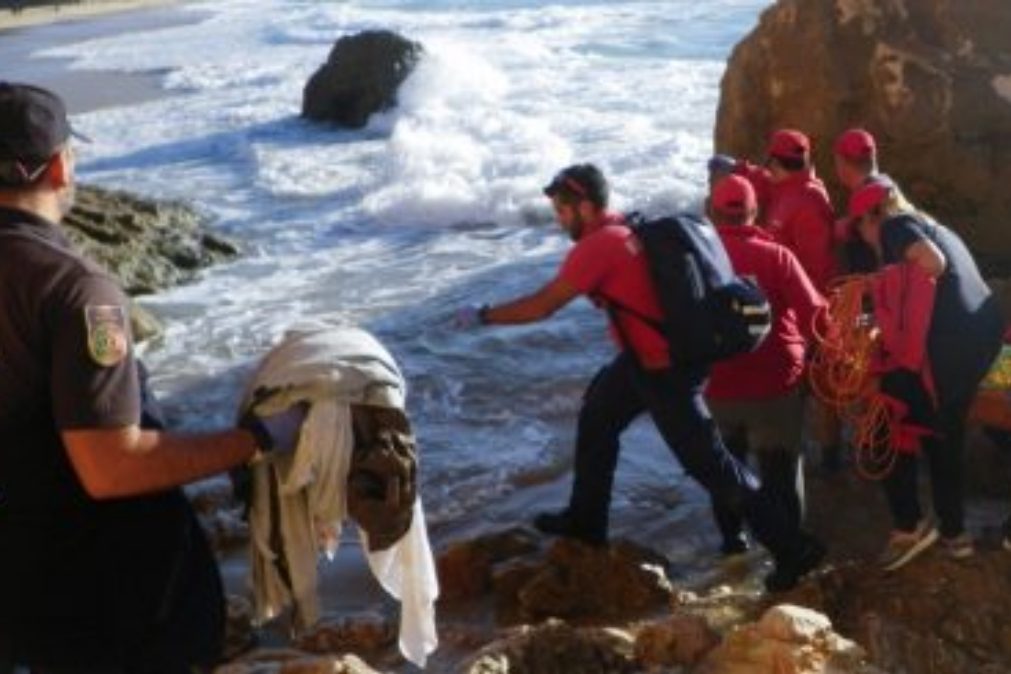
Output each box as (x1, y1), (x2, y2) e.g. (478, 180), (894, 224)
(64, 184), (239, 341)
(780, 550), (1011, 674)
(437, 530), (673, 626)
(715, 0), (1011, 270)
(302, 30), (423, 128)
(66, 184), (239, 295)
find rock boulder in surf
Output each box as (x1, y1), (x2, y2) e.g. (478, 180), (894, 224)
(302, 30), (423, 129)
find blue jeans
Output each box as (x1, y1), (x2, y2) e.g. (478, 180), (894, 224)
(565, 351), (801, 561)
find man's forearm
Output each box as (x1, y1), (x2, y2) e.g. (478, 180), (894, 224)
(64, 427), (258, 500)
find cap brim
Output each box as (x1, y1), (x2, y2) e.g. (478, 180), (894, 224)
(70, 127), (92, 144)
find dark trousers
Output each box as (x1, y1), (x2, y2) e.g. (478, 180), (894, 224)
(566, 351), (801, 561)
(712, 440), (804, 547)
(883, 397), (971, 538)
(1, 361), (224, 673)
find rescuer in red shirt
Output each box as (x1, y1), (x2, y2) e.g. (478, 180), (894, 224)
(704, 174), (828, 555)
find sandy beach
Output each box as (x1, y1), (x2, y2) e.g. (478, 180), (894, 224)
(0, 0), (201, 113)
(0, 0), (179, 32)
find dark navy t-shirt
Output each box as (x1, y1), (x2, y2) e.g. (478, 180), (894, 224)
(880, 214), (1003, 404)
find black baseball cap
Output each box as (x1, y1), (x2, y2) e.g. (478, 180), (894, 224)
(0, 82), (86, 186)
(542, 163), (609, 208)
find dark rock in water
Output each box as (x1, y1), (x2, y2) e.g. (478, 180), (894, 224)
(64, 184), (240, 341)
(715, 0), (1011, 265)
(302, 29), (423, 128)
(776, 550), (1011, 674)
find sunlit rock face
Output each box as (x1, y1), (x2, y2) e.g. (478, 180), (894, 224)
(715, 0), (1011, 271)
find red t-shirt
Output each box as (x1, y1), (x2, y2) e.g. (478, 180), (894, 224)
(707, 224), (828, 400)
(557, 213), (669, 368)
(765, 169), (838, 291)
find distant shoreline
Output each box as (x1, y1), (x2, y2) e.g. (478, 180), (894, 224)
(1, 0), (199, 114)
(0, 0), (179, 32)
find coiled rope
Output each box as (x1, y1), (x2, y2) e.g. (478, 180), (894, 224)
(808, 275), (898, 480)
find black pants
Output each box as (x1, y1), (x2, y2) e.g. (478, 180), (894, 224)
(0, 361), (224, 673)
(880, 305), (1003, 539)
(565, 351), (801, 561)
(712, 438), (804, 548)
(882, 396), (972, 538)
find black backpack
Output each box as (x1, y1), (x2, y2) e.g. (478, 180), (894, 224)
(604, 212), (772, 365)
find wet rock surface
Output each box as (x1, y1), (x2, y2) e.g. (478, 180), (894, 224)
(65, 184), (239, 341)
(66, 184), (239, 295)
(302, 30), (423, 128)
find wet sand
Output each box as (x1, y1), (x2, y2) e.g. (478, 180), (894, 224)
(0, 1), (199, 113)
(0, 0), (177, 32)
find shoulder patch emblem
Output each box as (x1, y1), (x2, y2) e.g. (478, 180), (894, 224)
(84, 305), (130, 367)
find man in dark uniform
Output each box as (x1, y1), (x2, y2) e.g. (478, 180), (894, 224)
(0, 82), (303, 672)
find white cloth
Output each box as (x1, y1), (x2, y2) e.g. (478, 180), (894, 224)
(241, 324), (439, 667)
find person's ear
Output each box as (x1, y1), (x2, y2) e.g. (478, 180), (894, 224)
(43, 148), (72, 190)
(577, 199), (597, 221)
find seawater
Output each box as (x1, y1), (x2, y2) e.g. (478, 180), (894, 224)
(39, 0), (770, 557)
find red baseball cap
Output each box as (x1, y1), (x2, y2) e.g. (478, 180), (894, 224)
(711, 174), (757, 218)
(847, 179), (891, 219)
(834, 128), (876, 162)
(767, 129), (810, 162)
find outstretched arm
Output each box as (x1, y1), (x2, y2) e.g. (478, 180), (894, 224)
(483, 276), (580, 325)
(62, 427), (258, 500)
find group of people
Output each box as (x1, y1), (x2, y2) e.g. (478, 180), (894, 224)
(0, 78), (1005, 672)
(460, 127), (1004, 586)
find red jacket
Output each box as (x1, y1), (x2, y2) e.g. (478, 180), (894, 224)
(764, 169), (837, 291)
(707, 225), (828, 400)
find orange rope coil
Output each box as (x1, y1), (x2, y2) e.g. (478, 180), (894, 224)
(808, 274), (899, 480)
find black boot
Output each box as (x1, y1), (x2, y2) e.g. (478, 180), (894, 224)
(764, 533), (826, 592)
(533, 509), (607, 547)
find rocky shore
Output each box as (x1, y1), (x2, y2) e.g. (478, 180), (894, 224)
(65, 184), (239, 341)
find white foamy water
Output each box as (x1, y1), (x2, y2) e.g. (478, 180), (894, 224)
(36, 0), (770, 541)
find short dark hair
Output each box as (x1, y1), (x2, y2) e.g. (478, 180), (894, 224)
(543, 163), (609, 209)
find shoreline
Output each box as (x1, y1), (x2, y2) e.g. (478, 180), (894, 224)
(0, 0), (201, 114)
(0, 0), (180, 32)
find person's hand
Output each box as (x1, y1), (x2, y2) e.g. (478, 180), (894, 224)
(453, 304), (487, 329)
(241, 401), (310, 457)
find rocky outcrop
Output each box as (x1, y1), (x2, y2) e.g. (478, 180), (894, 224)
(779, 550), (1011, 674)
(715, 0), (1011, 269)
(634, 613), (721, 669)
(67, 184), (239, 295)
(64, 184), (239, 341)
(302, 30), (423, 128)
(214, 650), (381, 674)
(458, 620), (639, 674)
(437, 530), (673, 626)
(697, 604), (882, 674)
